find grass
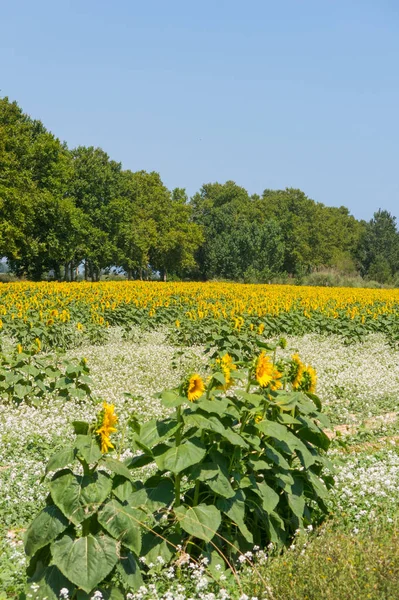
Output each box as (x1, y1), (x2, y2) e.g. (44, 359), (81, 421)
(248, 519), (399, 600)
(1, 329), (399, 598)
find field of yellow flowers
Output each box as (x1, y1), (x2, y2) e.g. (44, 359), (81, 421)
(1, 282), (399, 599)
(1, 281), (399, 350)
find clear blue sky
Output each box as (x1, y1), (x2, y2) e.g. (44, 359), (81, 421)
(1, 0), (398, 221)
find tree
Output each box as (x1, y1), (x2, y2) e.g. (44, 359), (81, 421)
(67, 146), (121, 280)
(150, 188), (204, 280)
(359, 210), (399, 283)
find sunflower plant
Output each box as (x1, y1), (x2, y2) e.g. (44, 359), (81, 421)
(24, 403), (143, 599)
(0, 346), (93, 406)
(25, 349), (333, 597)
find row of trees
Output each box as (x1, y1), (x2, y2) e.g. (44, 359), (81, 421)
(1, 96), (399, 283)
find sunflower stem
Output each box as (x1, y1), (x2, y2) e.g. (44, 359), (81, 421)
(174, 406), (182, 529)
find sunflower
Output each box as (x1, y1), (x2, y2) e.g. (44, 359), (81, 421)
(299, 365), (317, 394)
(96, 402), (118, 453)
(216, 353), (237, 390)
(270, 368), (283, 391)
(185, 374), (205, 402)
(290, 354), (304, 390)
(255, 352), (275, 388)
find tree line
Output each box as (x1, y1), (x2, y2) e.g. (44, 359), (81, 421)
(1, 96), (399, 284)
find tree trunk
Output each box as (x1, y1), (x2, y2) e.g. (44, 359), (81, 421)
(54, 264), (61, 281)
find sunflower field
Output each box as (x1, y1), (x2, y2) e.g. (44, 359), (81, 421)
(1, 282), (399, 600)
(2, 281), (399, 351)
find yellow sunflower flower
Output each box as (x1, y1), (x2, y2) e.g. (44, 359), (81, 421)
(216, 353), (237, 390)
(270, 368), (283, 391)
(290, 354), (304, 390)
(299, 365), (317, 394)
(186, 374), (205, 402)
(96, 402), (118, 453)
(255, 352), (274, 388)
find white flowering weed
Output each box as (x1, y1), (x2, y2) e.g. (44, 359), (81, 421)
(1, 328), (398, 597)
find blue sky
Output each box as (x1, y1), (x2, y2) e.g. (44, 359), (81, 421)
(1, 0), (398, 221)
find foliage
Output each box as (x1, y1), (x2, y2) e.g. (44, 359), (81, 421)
(0, 345), (92, 406)
(2, 97), (399, 282)
(24, 345), (332, 597)
(3, 280), (399, 351)
(359, 209), (399, 283)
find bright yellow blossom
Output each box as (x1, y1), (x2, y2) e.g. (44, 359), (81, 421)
(96, 402), (118, 453)
(185, 374), (205, 402)
(255, 352), (275, 388)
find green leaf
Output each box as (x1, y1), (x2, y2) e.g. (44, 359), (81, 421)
(217, 490), (253, 542)
(263, 443), (290, 469)
(26, 564), (74, 600)
(141, 531), (179, 564)
(277, 413), (301, 425)
(112, 476), (137, 503)
(307, 471), (330, 501)
(273, 392), (302, 410)
(296, 416), (330, 451)
(137, 418), (180, 448)
(256, 420), (315, 468)
(75, 434), (102, 464)
(25, 505), (69, 557)
(221, 427), (248, 448)
(189, 463), (235, 499)
(184, 412), (225, 435)
(154, 438), (206, 474)
(101, 456), (133, 481)
(193, 397), (230, 415)
(256, 481), (280, 513)
(50, 470), (112, 525)
(306, 392), (322, 411)
(98, 499), (142, 554)
(129, 476), (174, 511)
(124, 452), (154, 470)
(161, 390), (185, 408)
(175, 504), (221, 542)
(210, 372), (226, 386)
(255, 420), (289, 439)
(45, 448), (76, 475)
(117, 550), (144, 590)
(51, 533), (118, 593)
(236, 391), (264, 406)
(248, 457), (272, 471)
(287, 492), (305, 520)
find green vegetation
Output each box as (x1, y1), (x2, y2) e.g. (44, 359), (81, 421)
(0, 327), (399, 598)
(2, 96), (399, 284)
